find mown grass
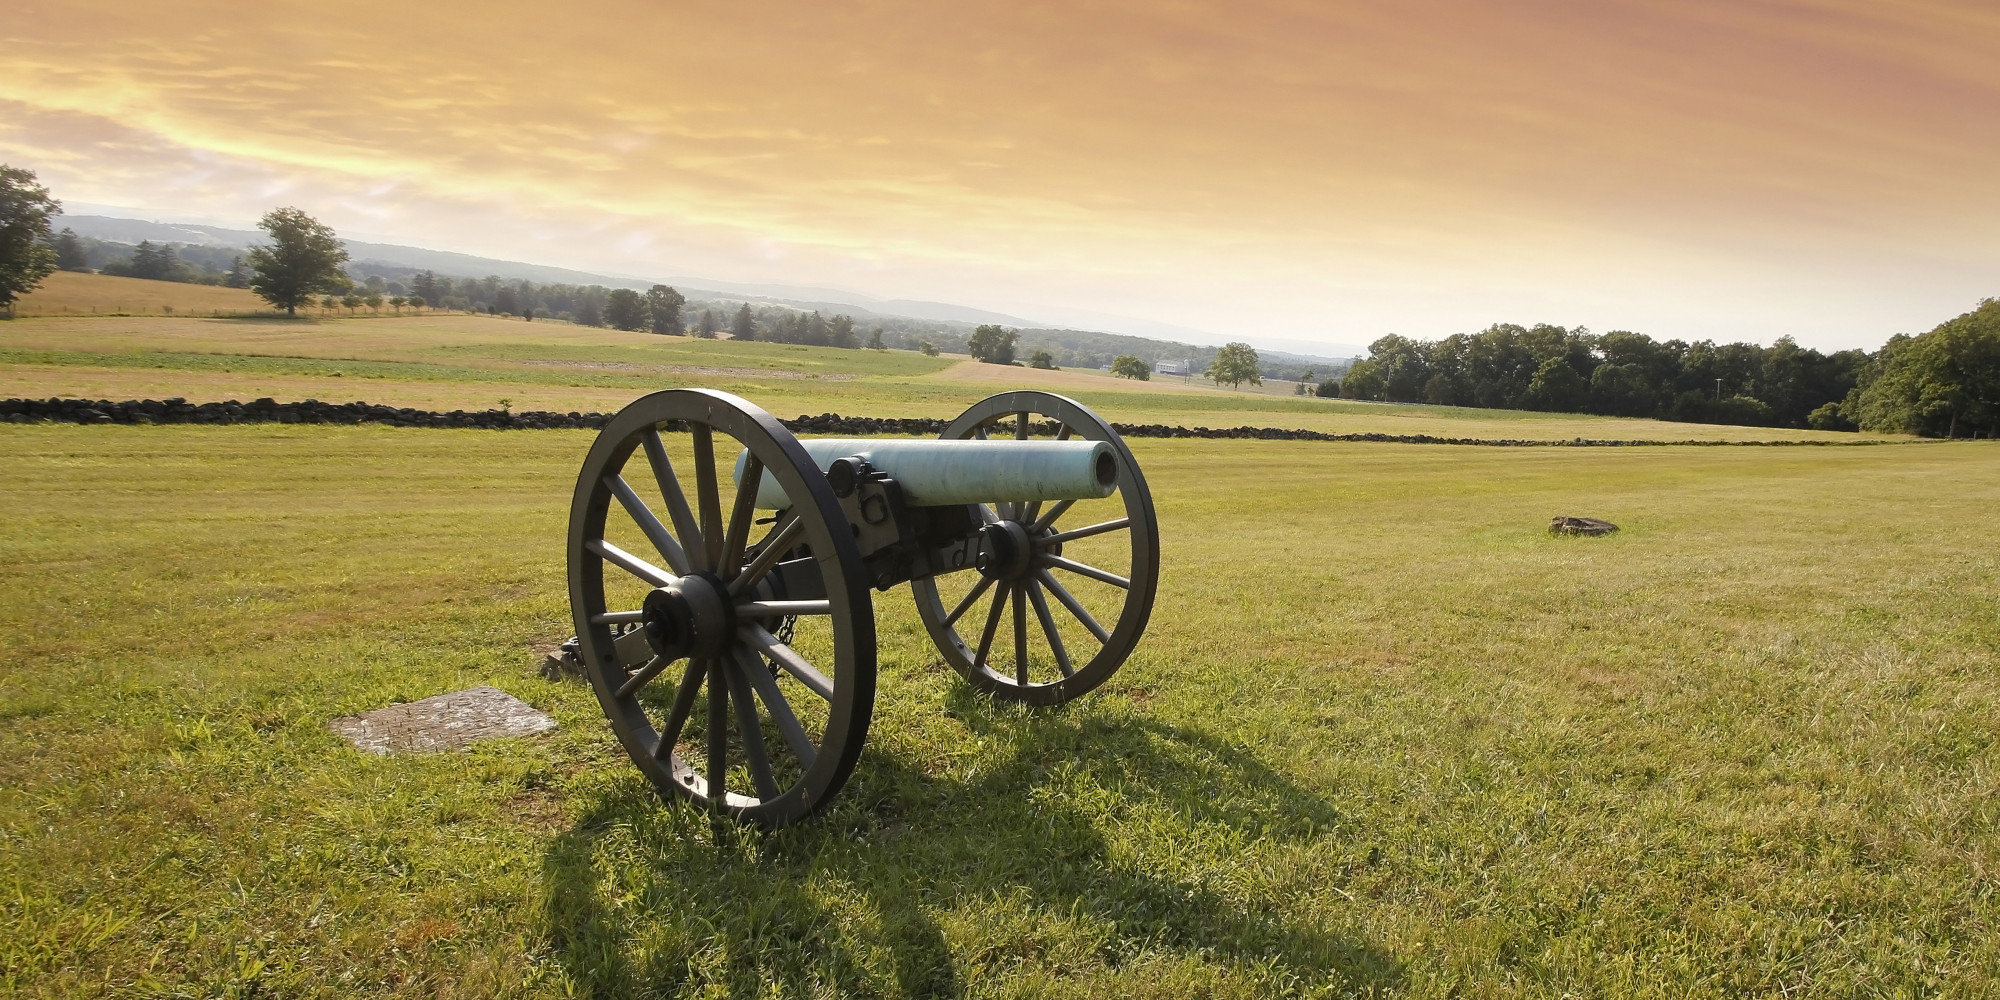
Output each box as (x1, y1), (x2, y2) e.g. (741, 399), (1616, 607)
(1, 313), (1883, 442)
(2, 423), (1995, 997)
(10, 271), (274, 317)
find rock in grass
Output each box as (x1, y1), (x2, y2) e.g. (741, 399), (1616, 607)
(329, 686), (555, 754)
(1549, 516), (1619, 536)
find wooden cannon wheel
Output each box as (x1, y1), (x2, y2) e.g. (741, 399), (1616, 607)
(567, 389), (876, 827)
(909, 391), (1161, 706)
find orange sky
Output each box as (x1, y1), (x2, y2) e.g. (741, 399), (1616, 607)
(5, 0), (1998, 350)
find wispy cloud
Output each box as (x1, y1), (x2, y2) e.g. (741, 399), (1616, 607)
(4, 0), (1997, 347)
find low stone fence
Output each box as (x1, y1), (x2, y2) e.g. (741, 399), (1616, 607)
(2, 396), (1893, 446)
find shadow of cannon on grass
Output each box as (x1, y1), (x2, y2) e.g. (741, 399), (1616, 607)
(539, 701), (1400, 997)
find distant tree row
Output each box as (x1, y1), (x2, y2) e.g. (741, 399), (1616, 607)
(1323, 324), (1870, 429)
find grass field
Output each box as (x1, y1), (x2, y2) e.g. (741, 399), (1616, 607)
(4, 418), (1997, 997)
(1, 290), (1890, 442)
(9, 271), (275, 317)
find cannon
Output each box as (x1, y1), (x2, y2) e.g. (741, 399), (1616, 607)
(566, 388), (1159, 826)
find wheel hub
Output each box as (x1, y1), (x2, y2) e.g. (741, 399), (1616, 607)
(641, 573), (733, 660)
(977, 519), (1035, 580)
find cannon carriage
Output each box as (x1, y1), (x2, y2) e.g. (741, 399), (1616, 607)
(567, 388), (1159, 826)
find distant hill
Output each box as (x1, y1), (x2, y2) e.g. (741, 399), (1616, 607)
(54, 214), (1359, 374)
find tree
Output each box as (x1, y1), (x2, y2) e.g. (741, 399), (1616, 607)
(1207, 342), (1261, 388)
(494, 285), (520, 317)
(1029, 348), (1056, 369)
(967, 324), (1017, 364)
(919, 340), (940, 356)
(646, 285), (685, 335)
(223, 255), (250, 288)
(0, 165), (61, 314)
(606, 287), (650, 331)
(411, 270), (441, 304)
(1524, 356), (1590, 412)
(698, 308), (721, 338)
(867, 326), (886, 351)
(829, 313), (858, 349)
(730, 302), (756, 340)
(1844, 298), (2000, 438)
(1315, 378), (1341, 398)
(408, 295), (427, 313)
(1340, 359), (1384, 399)
(245, 207), (350, 316)
(52, 228), (89, 271)
(1111, 355), (1150, 380)
(389, 295), (407, 314)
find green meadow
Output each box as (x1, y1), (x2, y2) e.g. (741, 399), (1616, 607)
(3, 305), (1996, 997)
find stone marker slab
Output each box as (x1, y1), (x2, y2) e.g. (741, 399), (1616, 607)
(1548, 515), (1619, 536)
(330, 686), (556, 754)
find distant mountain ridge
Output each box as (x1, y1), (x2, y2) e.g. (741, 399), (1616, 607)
(54, 214), (1362, 369)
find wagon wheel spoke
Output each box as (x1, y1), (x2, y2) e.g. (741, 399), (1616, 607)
(943, 575), (995, 628)
(720, 655), (780, 801)
(729, 514), (803, 596)
(721, 456), (763, 578)
(1031, 498), (1075, 534)
(1040, 517), (1130, 547)
(736, 646), (817, 769)
(742, 624), (833, 701)
(1014, 411), (1029, 440)
(587, 539), (676, 588)
(973, 581), (1011, 672)
(650, 657), (708, 760)
(1037, 567), (1110, 643)
(1027, 580), (1074, 677)
(705, 658), (728, 807)
(736, 600), (832, 616)
(641, 428), (704, 565)
(692, 426), (724, 572)
(1012, 585), (1029, 685)
(616, 654), (672, 698)
(1041, 553), (1130, 590)
(605, 474), (691, 575)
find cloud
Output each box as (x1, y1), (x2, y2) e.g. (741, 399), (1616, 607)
(4, 0), (1998, 348)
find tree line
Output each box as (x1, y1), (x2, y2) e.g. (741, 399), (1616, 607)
(1326, 325), (1868, 429)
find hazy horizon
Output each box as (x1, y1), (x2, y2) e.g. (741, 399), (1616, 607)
(9, 1), (1998, 354)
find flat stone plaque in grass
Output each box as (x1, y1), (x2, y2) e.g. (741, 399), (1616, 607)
(330, 686), (555, 754)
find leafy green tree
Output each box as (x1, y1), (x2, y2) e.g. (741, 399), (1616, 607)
(1029, 348), (1056, 369)
(1111, 355), (1150, 380)
(829, 314), (858, 348)
(1366, 335), (1427, 402)
(1206, 342), (1261, 388)
(223, 255), (250, 287)
(364, 292), (383, 314)
(494, 285), (520, 317)
(698, 308), (720, 338)
(246, 207), (350, 316)
(1524, 356), (1590, 412)
(127, 240), (181, 281)
(341, 294), (361, 315)
(606, 287), (650, 331)
(966, 324), (1018, 364)
(919, 340), (940, 356)
(408, 295), (426, 313)
(730, 302), (756, 340)
(1340, 359), (1384, 399)
(1844, 298), (2000, 438)
(1315, 378), (1341, 398)
(867, 326), (886, 351)
(0, 165), (61, 314)
(645, 285), (684, 335)
(52, 228), (89, 271)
